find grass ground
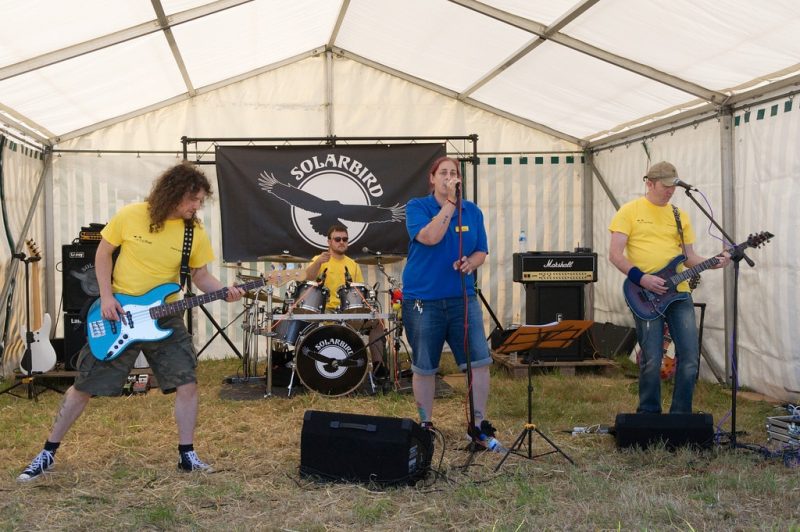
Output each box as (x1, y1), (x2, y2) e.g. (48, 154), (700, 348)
(1, 356), (798, 531)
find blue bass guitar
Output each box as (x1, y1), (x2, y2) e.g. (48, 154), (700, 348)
(623, 231), (772, 321)
(86, 269), (305, 361)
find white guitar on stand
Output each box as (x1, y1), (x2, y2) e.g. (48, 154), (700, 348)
(18, 239), (57, 374)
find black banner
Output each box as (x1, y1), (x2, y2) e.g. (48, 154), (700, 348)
(216, 144), (443, 262)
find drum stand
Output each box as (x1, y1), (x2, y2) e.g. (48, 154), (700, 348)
(226, 286), (278, 385)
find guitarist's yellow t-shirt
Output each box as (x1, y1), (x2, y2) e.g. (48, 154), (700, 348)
(309, 254), (364, 311)
(101, 202), (214, 299)
(609, 197), (695, 293)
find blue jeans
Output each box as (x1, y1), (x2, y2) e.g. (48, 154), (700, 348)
(634, 296), (699, 414)
(402, 296), (492, 375)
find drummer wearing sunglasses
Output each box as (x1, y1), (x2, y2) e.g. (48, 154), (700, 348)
(306, 224), (389, 379)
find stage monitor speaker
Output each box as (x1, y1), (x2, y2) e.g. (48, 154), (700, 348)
(63, 312), (86, 371)
(524, 283), (585, 361)
(300, 410), (433, 486)
(62, 243), (100, 312)
(615, 413), (714, 450)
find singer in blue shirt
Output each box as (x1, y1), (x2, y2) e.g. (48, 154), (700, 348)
(402, 156), (494, 440)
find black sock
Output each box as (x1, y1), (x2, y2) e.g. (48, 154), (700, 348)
(178, 444), (194, 454)
(44, 441), (60, 454)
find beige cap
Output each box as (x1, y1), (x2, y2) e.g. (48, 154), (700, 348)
(644, 161), (678, 186)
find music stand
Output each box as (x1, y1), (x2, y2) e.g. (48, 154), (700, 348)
(493, 320), (593, 472)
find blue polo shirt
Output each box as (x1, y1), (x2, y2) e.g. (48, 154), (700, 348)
(402, 194), (489, 300)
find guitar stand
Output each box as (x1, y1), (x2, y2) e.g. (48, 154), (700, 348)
(0, 371), (65, 401)
(492, 320), (592, 472)
(0, 252), (63, 401)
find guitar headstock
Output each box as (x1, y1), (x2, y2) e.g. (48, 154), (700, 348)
(746, 231), (774, 249)
(25, 239), (42, 260)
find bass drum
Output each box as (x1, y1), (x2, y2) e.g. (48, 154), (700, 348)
(294, 324), (367, 396)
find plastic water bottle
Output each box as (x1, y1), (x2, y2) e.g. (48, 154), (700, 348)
(480, 434), (506, 453)
(518, 230), (527, 252)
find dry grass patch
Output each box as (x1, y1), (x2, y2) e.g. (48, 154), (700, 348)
(1, 357), (799, 530)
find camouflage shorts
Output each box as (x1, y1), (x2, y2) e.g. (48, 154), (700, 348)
(73, 314), (197, 396)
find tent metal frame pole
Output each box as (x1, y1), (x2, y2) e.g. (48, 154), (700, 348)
(719, 106), (736, 386)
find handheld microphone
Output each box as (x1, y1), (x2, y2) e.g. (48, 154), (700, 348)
(362, 246), (382, 256)
(673, 178), (698, 191)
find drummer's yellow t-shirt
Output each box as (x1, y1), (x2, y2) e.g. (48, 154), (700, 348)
(101, 202), (214, 300)
(310, 254), (363, 311)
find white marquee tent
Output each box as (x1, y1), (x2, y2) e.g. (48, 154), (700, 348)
(1, 0), (798, 401)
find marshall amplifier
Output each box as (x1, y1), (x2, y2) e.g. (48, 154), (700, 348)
(300, 410), (433, 486)
(513, 251), (598, 283)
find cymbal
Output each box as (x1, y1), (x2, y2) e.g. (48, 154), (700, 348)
(258, 254), (308, 263)
(222, 262), (258, 272)
(355, 254), (405, 265)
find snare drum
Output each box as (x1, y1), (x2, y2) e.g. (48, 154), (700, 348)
(291, 281), (329, 314)
(336, 283), (375, 314)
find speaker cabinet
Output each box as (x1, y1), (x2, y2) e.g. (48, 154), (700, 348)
(63, 312), (86, 371)
(62, 244), (100, 312)
(524, 283), (585, 360)
(589, 322), (638, 358)
(300, 410), (433, 485)
(615, 413), (714, 450)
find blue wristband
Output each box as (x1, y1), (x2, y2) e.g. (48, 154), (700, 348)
(627, 267), (644, 286)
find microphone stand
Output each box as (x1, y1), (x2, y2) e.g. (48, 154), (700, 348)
(453, 184), (480, 467)
(681, 188), (752, 450)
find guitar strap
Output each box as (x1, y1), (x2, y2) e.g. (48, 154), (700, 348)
(180, 219), (194, 293)
(672, 205), (700, 289)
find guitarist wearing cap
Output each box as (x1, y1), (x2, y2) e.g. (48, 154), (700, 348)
(17, 162), (245, 482)
(609, 161), (730, 415)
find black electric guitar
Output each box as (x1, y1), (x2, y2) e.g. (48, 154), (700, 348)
(623, 231), (773, 320)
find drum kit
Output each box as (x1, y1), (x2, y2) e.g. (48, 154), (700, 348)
(232, 252), (405, 397)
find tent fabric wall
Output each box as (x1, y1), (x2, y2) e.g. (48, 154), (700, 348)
(477, 156), (584, 329)
(592, 95), (800, 402)
(0, 140), (45, 375)
(733, 100), (800, 400)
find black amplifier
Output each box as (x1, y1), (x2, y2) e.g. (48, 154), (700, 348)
(300, 410), (433, 486)
(513, 251), (598, 283)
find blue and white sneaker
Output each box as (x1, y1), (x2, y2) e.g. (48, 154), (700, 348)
(17, 449), (55, 482)
(178, 450), (213, 472)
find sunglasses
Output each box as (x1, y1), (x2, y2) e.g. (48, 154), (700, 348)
(330, 236), (348, 242)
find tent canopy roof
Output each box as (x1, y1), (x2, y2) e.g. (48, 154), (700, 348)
(1, 0), (799, 146)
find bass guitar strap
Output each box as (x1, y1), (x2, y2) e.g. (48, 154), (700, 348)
(180, 219), (194, 294)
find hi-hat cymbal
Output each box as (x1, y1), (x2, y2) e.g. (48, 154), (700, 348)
(258, 254), (308, 263)
(243, 290), (283, 303)
(355, 254), (405, 265)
